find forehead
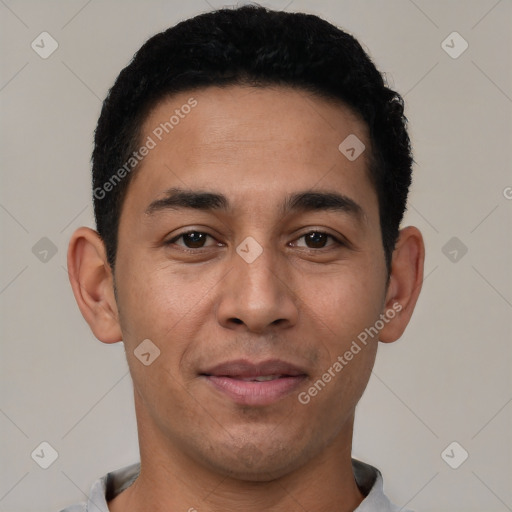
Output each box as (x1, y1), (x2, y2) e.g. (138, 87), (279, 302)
(144, 85), (367, 161)
(123, 85), (376, 219)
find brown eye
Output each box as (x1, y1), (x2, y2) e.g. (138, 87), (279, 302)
(182, 232), (208, 248)
(304, 232), (330, 248)
(168, 231), (217, 249)
(293, 231), (340, 249)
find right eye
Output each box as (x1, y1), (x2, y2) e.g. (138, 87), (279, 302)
(166, 231), (220, 249)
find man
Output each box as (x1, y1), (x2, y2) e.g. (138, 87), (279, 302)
(64, 5), (424, 511)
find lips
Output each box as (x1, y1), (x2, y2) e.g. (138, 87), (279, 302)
(200, 359), (307, 406)
(201, 359), (307, 379)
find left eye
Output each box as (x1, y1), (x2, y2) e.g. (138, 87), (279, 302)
(168, 231), (218, 249)
(293, 231), (340, 249)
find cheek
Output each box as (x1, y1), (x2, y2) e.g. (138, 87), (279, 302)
(115, 259), (220, 351)
(116, 263), (211, 409)
(302, 255), (385, 409)
(305, 264), (386, 348)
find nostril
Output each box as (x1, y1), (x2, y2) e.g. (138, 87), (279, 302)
(230, 318), (244, 325)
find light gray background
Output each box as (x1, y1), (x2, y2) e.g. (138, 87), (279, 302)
(1, 1), (511, 511)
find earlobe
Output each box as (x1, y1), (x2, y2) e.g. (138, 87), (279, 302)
(379, 226), (425, 343)
(67, 227), (123, 344)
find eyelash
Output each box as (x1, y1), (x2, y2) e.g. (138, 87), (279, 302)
(166, 230), (344, 251)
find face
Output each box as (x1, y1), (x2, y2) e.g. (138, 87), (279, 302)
(114, 86), (390, 480)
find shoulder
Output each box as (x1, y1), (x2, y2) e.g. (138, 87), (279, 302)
(352, 459), (416, 512)
(58, 462), (140, 512)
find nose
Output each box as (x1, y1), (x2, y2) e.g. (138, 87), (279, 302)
(216, 244), (299, 334)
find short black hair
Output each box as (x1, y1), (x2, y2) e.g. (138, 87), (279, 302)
(92, 5), (412, 272)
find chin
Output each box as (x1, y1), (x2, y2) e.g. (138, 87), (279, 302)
(199, 433), (309, 482)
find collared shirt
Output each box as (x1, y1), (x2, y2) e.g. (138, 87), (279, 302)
(60, 459), (413, 512)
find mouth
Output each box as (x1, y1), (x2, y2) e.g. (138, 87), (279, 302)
(199, 359), (308, 406)
(234, 375), (289, 382)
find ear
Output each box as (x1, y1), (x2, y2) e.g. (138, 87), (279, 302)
(67, 227), (122, 343)
(379, 226), (425, 343)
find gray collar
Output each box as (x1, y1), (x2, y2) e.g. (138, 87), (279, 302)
(62, 459), (411, 512)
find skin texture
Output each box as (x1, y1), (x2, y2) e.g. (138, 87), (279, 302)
(68, 85), (424, 512)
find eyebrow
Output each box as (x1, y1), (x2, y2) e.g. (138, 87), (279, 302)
(282, 190), (364, 222)
(145, 187), (365, 222)
(145, 187), (228, 214)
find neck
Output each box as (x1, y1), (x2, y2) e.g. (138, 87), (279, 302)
(109, 397), (364, 512)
